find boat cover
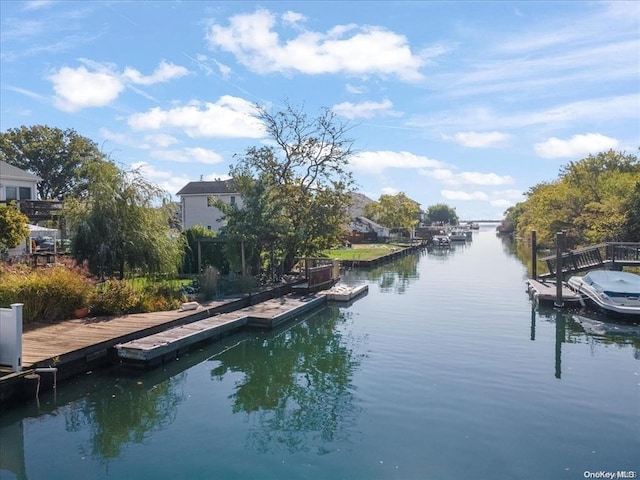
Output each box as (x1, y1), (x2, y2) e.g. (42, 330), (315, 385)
(582, 270), (640, 296)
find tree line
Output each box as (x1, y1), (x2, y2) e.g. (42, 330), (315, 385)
(1, 105), (468, 282)
(498, 149), (640, 249)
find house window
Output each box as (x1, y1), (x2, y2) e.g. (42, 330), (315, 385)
(5, 186), (17, 201)
(230, 196), (236, 205)
(19, 187), (32, 200)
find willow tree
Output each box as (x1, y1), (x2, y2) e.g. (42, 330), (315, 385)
(65, 161), (184, 279)
(220, 101), (356, 275)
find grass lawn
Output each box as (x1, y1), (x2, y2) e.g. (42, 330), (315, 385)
(322, 243), (409, 261)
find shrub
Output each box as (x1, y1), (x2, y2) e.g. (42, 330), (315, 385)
(0, 264), (94, 323)
(90, 280), (142, 316)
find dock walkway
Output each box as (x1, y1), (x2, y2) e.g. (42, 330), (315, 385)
(0, 284), (368, 404)
(526, 278), (582, 305)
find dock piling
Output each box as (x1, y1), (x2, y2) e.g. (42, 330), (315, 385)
(554, 232), (564, 308)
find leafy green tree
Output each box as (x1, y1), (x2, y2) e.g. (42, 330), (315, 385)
(65, 161), (184, 279)
(0, 203), (29, 252)
(364, 192), (420, 234)
(425, 203), (459, 225)
(622, 180), (640, 240)
(220, 101), (356, 274)
(509, 149), (639, 248)
(0, 125), (107, 199)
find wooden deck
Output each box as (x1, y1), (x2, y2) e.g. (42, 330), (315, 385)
(115, 294), (327, 364)
(20, 297), (246, 368)
(526, 278), (583, 305)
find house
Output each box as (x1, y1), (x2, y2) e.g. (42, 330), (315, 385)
(176, 180), (242, 232)
(0, 160), (41, 203)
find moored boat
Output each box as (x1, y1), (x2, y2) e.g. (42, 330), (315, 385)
(567, 270), (640, 318)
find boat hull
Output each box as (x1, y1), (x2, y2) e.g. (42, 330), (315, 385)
(567, 271), (640, 318)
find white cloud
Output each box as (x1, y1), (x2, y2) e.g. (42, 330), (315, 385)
(332, 99), (394, 119)
(421, 168), (514, 186)
(381, 187), (400, 196)
(445, 131), (510, 148)
(122, 60), (189, 85)
(127, 96), (265, 138)
(282, 11), (306, 27)
(346, 83), (367, 94)
(150, 147), (225, 164)
(350, 151), (446, 175)
(49, 60), (189, 111)
(534, 133), (619, 159)
(50, 65), (124, 111)
(441, 190), (489, 201)
(205, 9), (426, 81)
(144, 133), (178, 148)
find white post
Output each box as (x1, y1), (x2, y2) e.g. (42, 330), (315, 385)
(0, 303), (23, 372)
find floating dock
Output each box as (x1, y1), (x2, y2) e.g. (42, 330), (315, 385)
(526, 278), (583, 306)
(116, 287), (366, 367)
(322, 284), (368, 302)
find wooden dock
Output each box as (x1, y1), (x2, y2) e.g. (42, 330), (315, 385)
(526, 278), (583, 305)
(1, 284), (369, 403)
(115, 294), (327, 366)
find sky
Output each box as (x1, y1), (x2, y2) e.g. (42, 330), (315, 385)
(1, 1), (638, 221)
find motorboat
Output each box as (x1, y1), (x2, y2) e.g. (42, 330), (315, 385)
(430, 235), (451, 248)
(567, 270), (640, 318)
(448, 230), (468, 242)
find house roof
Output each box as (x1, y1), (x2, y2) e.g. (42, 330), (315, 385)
(176, 180), (237, 196)
(0, 160), (42, 182)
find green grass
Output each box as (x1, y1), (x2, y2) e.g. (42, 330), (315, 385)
(125, 276), (192, 292)
(322, 244), (408, 261)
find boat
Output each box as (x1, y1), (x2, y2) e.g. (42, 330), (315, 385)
(448, 229), (468, 242)
(567, 270), (640, 318)
(430, 235), (451, 248)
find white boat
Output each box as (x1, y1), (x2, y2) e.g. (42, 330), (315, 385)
(430, 235), (451, 248)
(567, 270), (640, 318)
(448, 230), (468, 242)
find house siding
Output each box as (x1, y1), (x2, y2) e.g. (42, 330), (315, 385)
(179, 192), (244, 232)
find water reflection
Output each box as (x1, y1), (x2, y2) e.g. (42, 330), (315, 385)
(0, 337), (242, 478)
(342, 252), (422, 294)
(209, 306), (364, 454)
(529, 305), (640, 379)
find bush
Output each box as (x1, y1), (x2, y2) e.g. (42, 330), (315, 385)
(90, 280), (142, 316)
(0, 264), (94, 323)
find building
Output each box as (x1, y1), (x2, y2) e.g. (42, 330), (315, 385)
(0, 160), (41, 203)
(176, 180), (242, 232)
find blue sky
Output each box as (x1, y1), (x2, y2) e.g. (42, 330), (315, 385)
(1, 1), (638, 220)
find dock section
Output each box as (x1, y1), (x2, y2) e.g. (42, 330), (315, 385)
(526, 278), (583, 306)
(115, 288), (363, 367)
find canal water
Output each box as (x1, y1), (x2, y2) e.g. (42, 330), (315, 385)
(1, 225), (638, 480)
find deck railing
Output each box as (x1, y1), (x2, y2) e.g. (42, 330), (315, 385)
(540, 242), (640, 278)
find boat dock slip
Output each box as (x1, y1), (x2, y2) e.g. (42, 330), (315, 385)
(116, 293), (329, 366)
(526, 278), (582, 305)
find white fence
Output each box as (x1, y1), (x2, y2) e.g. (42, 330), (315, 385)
(0, 303), (23, 372)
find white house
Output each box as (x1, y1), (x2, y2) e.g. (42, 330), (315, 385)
(0, 160), (41, 203)
(176, 180), (243, 232)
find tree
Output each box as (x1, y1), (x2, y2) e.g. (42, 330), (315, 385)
(65, 161), (184, 279)
(0, 203), (29, 253)
(364, 193), (420, 234)
(508, 149), (639, 248)
(220, 101), (356, 274)
(425, 203), (459, 225)
(0, 125), (106, 200)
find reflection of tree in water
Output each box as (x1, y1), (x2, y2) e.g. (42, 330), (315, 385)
(534, 307), (640, 361)
(344, 253), (420, 294)
(64, 373), (185, 461)
(210, 307), (364, 454)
